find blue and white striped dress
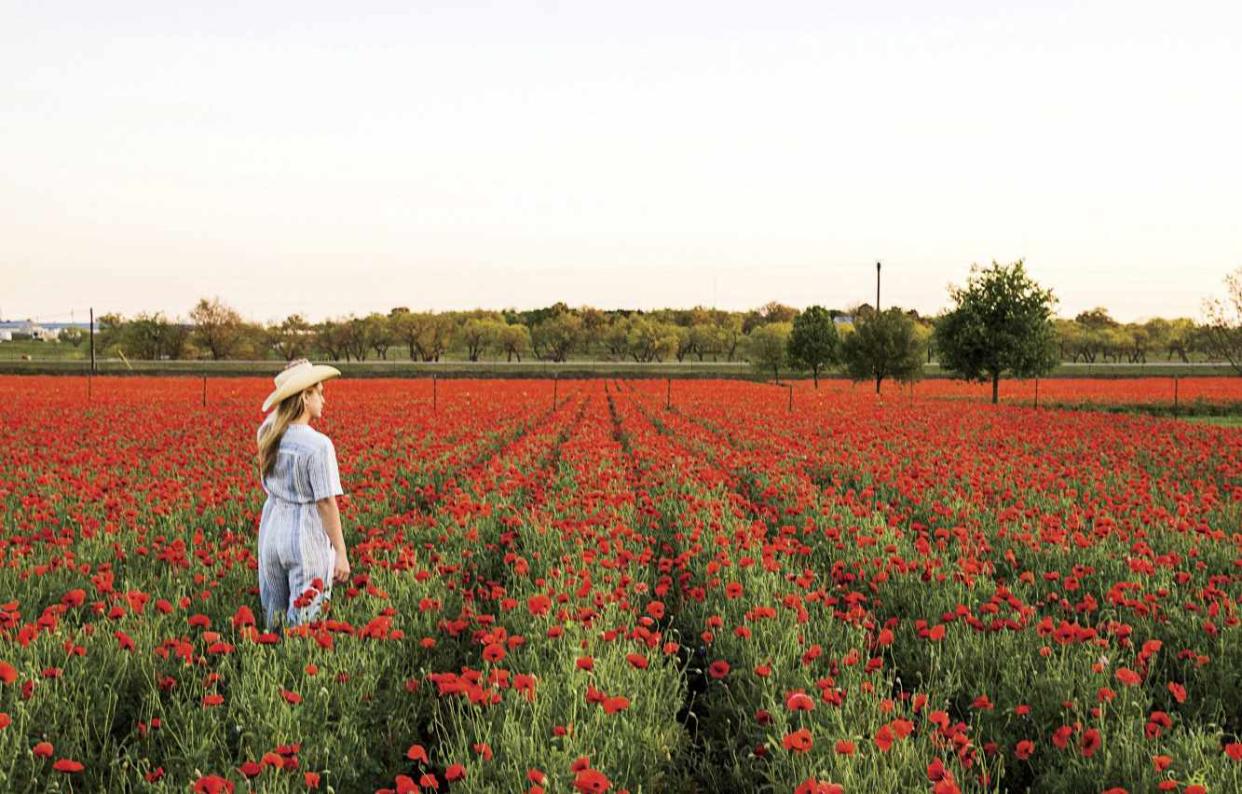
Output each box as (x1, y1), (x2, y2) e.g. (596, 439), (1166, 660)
(256, 415), (345, 630)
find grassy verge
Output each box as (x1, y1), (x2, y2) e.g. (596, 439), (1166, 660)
(1036, 399), (1242, 423)
(2, 357), (1239, 379)
(1181, 415), (1242, 428)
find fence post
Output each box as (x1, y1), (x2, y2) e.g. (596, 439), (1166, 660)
(1173, 375), (1179, 414)
(202, 375), (207, 407)
(666, 377), (671, 410)
(554, 372), (559, 408)
(433, 374), (437, 413)
(1034, 378), (1039, 409)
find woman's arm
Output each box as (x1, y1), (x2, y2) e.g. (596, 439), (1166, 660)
(315, 497), (351, 583)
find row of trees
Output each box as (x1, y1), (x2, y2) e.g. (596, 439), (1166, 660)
(72, 266), (1242, 392)
(744, 261), (1242, 401)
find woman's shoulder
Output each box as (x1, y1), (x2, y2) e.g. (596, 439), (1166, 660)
(302, 425), (336, 452)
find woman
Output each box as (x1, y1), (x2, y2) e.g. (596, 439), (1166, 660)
(255, 359), (351, 630)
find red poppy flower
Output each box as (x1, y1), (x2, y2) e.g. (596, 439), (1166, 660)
(783, 728), (813, 753)
(708, 660), (730, 679)
(1015, 740), (1035, 760)
(795, 779), (844, 794)
(1051, 725), (1073, 750)
(873, 725), (894, 752)
(890, 718), (914, 739)
(834, 739), (856, 755)
(53, 758), (84, 773)
(573, 767), (611, 793)
(191, 775), (236, 794)
(1080, 728), (1101, 757)
(626, 653), (649, 669)
(786, 691), (815, 712)
(1167, 682), (1186, 703)
(472, 742), (494, 761)
(482, 643), (506, 663)
(406, 744), (429, 764)
(1115, 667), (1142, 687)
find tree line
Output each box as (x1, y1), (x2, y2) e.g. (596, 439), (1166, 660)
(52, 262), (1242, 400)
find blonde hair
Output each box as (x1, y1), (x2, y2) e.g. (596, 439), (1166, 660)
(256, 359), (322, 481)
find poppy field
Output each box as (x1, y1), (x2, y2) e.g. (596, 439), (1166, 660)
(0, 375), (1239, 794)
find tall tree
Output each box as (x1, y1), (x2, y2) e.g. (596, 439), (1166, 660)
(129, 312), (189, 360)
(497, 323), (532, 362)
(189, 297), (244, 360)
(336, 315), (368, 361)
(314, 320), (348, 361)
(841, 307), (924, 394)
(390, 311), (420, 361)
(933, 260), (1059, 403)
(268, 314), (312, 361)
(747, 322), (793, 382)
(787, 305), (839, 387)
(459, 318), (497, 362)
(1202, 266), (1242, 374)
(713, 312), (745, 361)
(602, 317), (630, 360)
(760, 301), (798, 324)
(364, 313), (394, 360)
(531, 313), (582, 362)
(624, 317), (680, 363)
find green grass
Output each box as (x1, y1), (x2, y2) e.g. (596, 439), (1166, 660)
(1181, 415), (1242, 428)
(2, 338), (1238, 379)
(0, 339), (88, 360)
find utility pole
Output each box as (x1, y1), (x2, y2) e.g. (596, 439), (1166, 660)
(876, 261), (881, 312)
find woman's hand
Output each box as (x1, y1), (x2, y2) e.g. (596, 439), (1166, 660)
(333, 550), (351, 584)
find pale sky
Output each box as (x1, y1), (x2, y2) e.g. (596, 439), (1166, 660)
(3, 1), (1240, 325)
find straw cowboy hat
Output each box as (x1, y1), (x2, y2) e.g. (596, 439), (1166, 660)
(261, 359), (342, 413)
